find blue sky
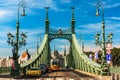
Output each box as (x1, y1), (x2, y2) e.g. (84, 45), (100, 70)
(0, 0), (120, 58)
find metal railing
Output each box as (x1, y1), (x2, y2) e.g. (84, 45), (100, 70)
(110, 66), (120, 80)
(110, 66), (120, 73)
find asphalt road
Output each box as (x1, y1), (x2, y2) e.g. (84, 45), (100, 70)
(0, 70), (99, 80)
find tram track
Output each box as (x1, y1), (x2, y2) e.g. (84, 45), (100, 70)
(64, 70), (81, 80)
(53, 71), (58, 80)
(39, 72), (50, 80)
(39, 71), (59, 80)
(8, 69), (99, 80)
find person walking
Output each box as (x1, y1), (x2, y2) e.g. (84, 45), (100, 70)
(89, 53), (93, 60)
(94, 51), (99, 63)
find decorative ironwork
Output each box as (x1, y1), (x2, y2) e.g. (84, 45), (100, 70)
(49, 34), (72, 42)
(49, 28), (72, 42)
(49, 28), (71, 34)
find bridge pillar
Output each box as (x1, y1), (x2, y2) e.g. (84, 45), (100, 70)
(71, 7), (75, 34)
(45, 7), (50, 34)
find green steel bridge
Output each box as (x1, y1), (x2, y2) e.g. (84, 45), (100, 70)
(1, 7), (116, 77)
(19, 7), (109, 76)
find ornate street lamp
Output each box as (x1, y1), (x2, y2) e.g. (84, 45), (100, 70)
(107, 33), (113, 43)
(7, 1), (27, 76)
(94, 32), (101, 46)
(95, 0), (113, 67)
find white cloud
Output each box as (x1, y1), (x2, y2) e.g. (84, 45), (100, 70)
(0, 10), (8, 18)
(105, 20), (120, 31)
(76, 23), (101, 34)
(0, 0), (56, 22)
(89, 1), (120, 9)
(0, 10), (15, 22)
(0, 0), (21, 22)
(107, 17), (120, 20)
(27, 0), (59, 11)
(76, 20), (120, 35)
(104, 3), (120, 8)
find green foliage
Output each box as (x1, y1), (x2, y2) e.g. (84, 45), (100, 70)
(111, 47), (120, 66)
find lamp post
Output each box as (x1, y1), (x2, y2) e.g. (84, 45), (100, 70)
(94, 0), (113, 66)
(7, 1), (27, 76)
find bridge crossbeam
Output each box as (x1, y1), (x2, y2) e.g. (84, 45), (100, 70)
(49, 34), (72, 41)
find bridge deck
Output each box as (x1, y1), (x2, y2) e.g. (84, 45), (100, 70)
(0, 69), (99, 80)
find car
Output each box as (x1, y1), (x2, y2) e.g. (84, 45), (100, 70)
(26, 67), (42, 76)
(65, 66), (69, 70)
(39, 64), (48, 74)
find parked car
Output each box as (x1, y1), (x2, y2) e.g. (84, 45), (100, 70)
(39, 64), (48, 74)
(26, 67), (42, 76)
(65, 66), (69, 70)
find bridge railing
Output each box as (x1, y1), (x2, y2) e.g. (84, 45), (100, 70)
(78, 55), (102, 75)
(20, 34), (50, 75)
(21, 34), (48, 68)
(71, 34), (108, 75)
(0, 67), (11, 74)
(110, 66), (120, 73)
(110, 66), (120, 80)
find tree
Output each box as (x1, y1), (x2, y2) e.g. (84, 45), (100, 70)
(111, 47), (120, 66)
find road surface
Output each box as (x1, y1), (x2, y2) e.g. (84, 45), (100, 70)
(0, 70), (98, 80)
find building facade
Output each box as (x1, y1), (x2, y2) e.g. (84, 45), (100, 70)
(0, 57), (13, 67)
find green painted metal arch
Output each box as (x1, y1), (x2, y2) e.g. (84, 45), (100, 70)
(20, 34), (48, 68)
